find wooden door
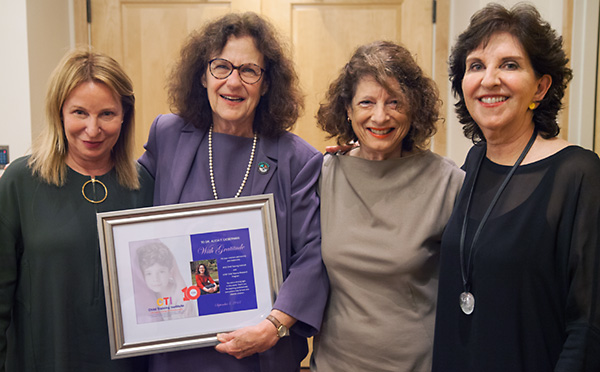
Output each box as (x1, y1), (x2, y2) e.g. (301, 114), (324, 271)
(261, 0), (435, 151)
(86, 0), (259, 157)
(78, 0), (438, 157)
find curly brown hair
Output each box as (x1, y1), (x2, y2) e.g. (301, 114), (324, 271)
(317, 41), (440, 151)
(449, 3), (573, 143)
(168, 12), (303, 138)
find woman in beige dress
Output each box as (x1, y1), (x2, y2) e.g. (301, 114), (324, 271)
(311, 41), (464, 372)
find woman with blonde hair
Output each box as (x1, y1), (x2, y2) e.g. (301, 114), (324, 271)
(0, 48), (153, 371)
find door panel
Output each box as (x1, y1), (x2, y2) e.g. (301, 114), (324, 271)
(86, 0), (436, 156)
(119, 4), (231, 154)
(263, 0), (433, 150)
(89, 0), (256, 156)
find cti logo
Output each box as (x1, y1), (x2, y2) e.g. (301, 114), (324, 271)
(156, 297), (172, 306)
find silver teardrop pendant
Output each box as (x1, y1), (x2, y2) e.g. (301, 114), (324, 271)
(460, 292), (475, 315)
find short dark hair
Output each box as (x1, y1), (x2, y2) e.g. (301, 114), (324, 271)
(317, 41), (440, 150)
(168, 12), (303, 137)
(449, 2), (573, 142)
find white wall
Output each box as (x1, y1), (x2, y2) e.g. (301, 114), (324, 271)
(568, 0), (599, 149)
(26, 0), (72, 140)
(0, 0), (72, 176)
(1, 0), (32, 167)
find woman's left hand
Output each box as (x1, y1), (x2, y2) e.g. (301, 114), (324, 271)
(215, 320), (278, 359)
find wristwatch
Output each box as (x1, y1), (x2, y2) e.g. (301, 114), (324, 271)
(266, 314), (289, 338)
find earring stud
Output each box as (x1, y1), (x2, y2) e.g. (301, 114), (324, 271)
(528, 102), (536, 110)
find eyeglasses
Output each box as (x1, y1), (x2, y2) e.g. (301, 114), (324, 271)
(208, 58), (265, 85)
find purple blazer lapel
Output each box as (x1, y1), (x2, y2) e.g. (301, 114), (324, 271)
(250, 135), (278, 195)
(164, 123), (208, 204)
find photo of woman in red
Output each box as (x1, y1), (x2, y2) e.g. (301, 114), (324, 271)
(195, 262), (219, 295)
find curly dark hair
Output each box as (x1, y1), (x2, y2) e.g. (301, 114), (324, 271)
(167, 12), (303, 138)
(449, 3), (573, 143)
(317, 41), (440, 151)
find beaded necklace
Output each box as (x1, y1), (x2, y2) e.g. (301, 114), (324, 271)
(208, 125), (257, 199)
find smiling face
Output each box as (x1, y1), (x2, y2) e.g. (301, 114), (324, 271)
(62, 81), (123, 174)
(203, 35), (267, 136)
(347, 75), (410, 160)
(143, 262), (171, 294)
(198, 265), (206, 275)
(462, 32), (551, 141)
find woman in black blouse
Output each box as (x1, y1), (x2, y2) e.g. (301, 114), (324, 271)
(432, 3), (600, 371)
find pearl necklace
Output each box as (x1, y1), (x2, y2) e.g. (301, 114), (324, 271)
(208, 125), (257, 200)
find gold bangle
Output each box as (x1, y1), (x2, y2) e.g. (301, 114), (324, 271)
(82, 177), (108, 204)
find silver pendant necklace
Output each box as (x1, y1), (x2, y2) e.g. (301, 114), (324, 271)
(459, 129), (537, 315)
(208, 125), (257, 200)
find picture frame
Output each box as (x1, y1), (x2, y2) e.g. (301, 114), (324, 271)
(96, 194), (283, 359)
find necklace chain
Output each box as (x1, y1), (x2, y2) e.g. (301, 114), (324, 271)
(457, 129), (537, 315)
(208, 125), (257, 200)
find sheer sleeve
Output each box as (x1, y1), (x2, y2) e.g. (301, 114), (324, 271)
(556, 149), (600, 371)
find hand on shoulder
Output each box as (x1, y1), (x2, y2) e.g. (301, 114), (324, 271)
(325, 143), (357, 154)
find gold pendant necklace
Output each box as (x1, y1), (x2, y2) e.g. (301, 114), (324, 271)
(82, 176), (108, 204)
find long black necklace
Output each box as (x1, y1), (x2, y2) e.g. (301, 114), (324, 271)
(459, 129), (537, 315)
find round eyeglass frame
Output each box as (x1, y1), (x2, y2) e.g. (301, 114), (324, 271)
(208, 58), (265, 85)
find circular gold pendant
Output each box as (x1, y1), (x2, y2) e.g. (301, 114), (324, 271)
(82, 177), (108, 204)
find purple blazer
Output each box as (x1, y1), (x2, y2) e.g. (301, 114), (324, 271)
(138, 114), (329, 372)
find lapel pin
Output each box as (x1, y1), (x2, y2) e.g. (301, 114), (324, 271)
(258, 162), (270, 174)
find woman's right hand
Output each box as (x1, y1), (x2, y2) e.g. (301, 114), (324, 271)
(325, 143), (356, 154)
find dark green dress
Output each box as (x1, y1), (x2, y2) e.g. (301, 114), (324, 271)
(0, 156), (154, 372)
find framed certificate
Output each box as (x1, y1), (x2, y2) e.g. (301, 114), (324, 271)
(96, 194), (283, 359)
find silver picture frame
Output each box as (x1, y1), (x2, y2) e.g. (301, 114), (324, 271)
(96, 194), (283, 359)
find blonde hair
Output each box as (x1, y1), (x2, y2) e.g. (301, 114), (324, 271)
(29, 48), (140, 189)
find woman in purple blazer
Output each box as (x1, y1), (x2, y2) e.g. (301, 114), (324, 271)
(138, 12), (328, 372)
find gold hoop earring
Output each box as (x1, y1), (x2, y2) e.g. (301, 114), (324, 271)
(528, 102), (536, 110)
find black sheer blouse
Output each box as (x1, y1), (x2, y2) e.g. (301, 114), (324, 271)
(433, 144), (600, 372)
